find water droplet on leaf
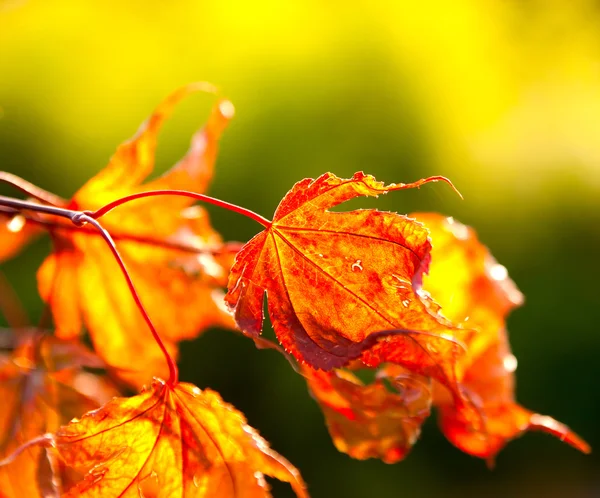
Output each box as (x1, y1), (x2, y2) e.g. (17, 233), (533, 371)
(219, 100), (235, 119)
(351, 260), (363, 272)
(489, 263), (508, 281)
(6, 215), (25, 233)
(503, 354), (518, 373)
(193, 472), (206, 489)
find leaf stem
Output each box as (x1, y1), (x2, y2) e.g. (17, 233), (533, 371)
(0, 196), (75, 218)
(89, 189), (272, 228)
(73, 213), (179, 386)
(0, 195), (179, 386)
(0, 206), (243, 257)
(0, 172), (66, 206)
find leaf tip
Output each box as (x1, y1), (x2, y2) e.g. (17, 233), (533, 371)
(529, 413), (591, 455)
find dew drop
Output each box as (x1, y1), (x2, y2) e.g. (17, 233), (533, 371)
(89, 467), (107, 484)
(446, 217), (469, 240)
(503, 354), (518, 373)
(181, 205), (204, 219)
(6, 215), (25, 233)
(489, 263), (508, 281)
(193, 472), (207, 489)
(351, 260), (363, 272)
(191, 386), (202, 397)
(401, 299), (410, 308)
(382, 274), (409, 291)
(219, 100), (236, 119)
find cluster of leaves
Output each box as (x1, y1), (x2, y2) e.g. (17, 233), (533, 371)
(0, 84), (590, 497)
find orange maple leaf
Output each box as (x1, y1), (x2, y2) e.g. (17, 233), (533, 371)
(0, 330), (117, 497)
(225, 172), (467, 400)
(303, 364), (430, 463)
(28, 83), (237, 386)
(53, 379), (308, 498)
(412, 213), (590, 460)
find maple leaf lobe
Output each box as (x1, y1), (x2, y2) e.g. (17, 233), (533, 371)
(54, 379), (308, 498)
(413, 213), (590, 460)
(35, 83), (236, 387)
(303, 364), (431, 464)
(0, 331), (115, 498)
(226, 172), (470, 419)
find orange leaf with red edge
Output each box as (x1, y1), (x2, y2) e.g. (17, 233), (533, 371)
(53, 379), (308, 498)
(0, 330), (118, 497)
(35, 83), (237, 386)
(437, 328), (590, 462)
(303, 364), (431, 463)
(225, 172), (468, 401)
(412, 213), (590, 460)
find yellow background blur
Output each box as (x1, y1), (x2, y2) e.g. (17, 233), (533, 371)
(1, 1), (599, 497)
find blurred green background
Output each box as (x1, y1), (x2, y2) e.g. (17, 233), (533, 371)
(1, 0), (599, 496)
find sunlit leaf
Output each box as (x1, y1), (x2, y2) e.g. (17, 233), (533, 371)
(410, 212), (524, 374)
(437, 328), (590, 461)
(54, 379), (308, 498)
(0, 330), (117, 497)
(0, 212), (41, 263)
(413, 213), (590, 460)
(304, 364), (430, 463)
(36, 83), (237, 386)
(226, 172), (467, 400)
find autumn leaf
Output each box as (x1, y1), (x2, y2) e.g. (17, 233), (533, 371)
(34, 83), (237, 386)
(0, 330), (117, 497)
(437, 328), (590, 461)
(409, 213), (524, 370)
(225, 172), (467, 399)
(0, 212), (41, 263)
(412, 213), (590, 460)
(303, 364), (430, 463)
(53, 379), (308, 498)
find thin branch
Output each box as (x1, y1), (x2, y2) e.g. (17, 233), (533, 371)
(0, 196), (75, 218)
(73, 213), (179, 386)
(90, 189), (272, 228)
(0, 206), (243, 257)
(0, 172), (66, 206)
(0, 195), (179, 386)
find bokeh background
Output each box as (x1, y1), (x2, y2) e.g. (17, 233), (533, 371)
(1, 0), (599, 496)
